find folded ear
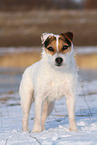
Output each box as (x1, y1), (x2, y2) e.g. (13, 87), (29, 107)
(41, 33), (54, 44)
(61, 32), (74, 42)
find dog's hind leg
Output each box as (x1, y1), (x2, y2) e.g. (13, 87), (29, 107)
(20, 87), (34, 132)
(42, 100), (55, 131)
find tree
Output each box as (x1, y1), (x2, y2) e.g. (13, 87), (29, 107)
(85, 0), (97, 9)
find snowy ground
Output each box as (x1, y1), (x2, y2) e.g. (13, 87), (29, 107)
(0, 46), (97, 55)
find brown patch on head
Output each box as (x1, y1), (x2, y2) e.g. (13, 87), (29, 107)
(61, 32), (74, 43)
(44, 36), (57, 55)
(43, 32), (73, 55)
(58, 35), (72, 54)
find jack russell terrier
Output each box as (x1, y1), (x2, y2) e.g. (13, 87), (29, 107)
(19, 32), (78, 133)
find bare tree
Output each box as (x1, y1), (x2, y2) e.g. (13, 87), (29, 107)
(0, 0), (86, 11)
(85, 0), (97, 9)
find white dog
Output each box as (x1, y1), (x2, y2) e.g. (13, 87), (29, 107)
(19, 32), (78, 133)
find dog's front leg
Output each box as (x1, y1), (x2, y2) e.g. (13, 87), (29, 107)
(32, 96), (42, 133)
(42, 100), (55, 131)
(66, 94), (78, 132)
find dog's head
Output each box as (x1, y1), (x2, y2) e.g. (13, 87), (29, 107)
(41, 32), (74, 69)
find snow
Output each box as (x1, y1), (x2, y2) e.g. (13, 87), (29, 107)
(74, 46), (97, 55)
(0, 47), (41, 56)
(0, 68), (97, 145)
(0, 46), (97, 55)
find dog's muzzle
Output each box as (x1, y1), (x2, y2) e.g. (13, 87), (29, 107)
(55, 57), (63, 66)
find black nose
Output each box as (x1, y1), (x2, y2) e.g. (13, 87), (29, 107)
(55, 57), (63, 66)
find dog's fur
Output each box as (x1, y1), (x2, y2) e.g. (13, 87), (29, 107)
(19, 32), (78, 133)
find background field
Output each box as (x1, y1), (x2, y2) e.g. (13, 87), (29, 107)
(0, 9), (97, 69)
(0, 10), (97, 47)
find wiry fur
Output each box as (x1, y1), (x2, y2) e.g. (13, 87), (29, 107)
(19, 32), (79, 133)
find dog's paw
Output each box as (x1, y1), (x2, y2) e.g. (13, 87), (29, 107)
(32, 129), (42, 133)
(70, 126), (79, 132)
(32, 126), (42, 133)
(23, 127), (29, 132)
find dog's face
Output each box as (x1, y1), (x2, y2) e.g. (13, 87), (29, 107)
(41, 32), (74, 69)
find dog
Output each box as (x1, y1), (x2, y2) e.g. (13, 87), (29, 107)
(19, 32), (78, 133)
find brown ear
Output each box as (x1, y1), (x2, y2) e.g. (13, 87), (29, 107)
(61, 32), (74, 42)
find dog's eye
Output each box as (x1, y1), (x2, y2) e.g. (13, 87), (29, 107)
(62, 46), (68, 51)
(47, 47), (54, 52)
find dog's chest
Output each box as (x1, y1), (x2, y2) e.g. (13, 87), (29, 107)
(34, 64), (76, 101)
(49, 79), (65, 100)
(45, 73), (71, 101)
